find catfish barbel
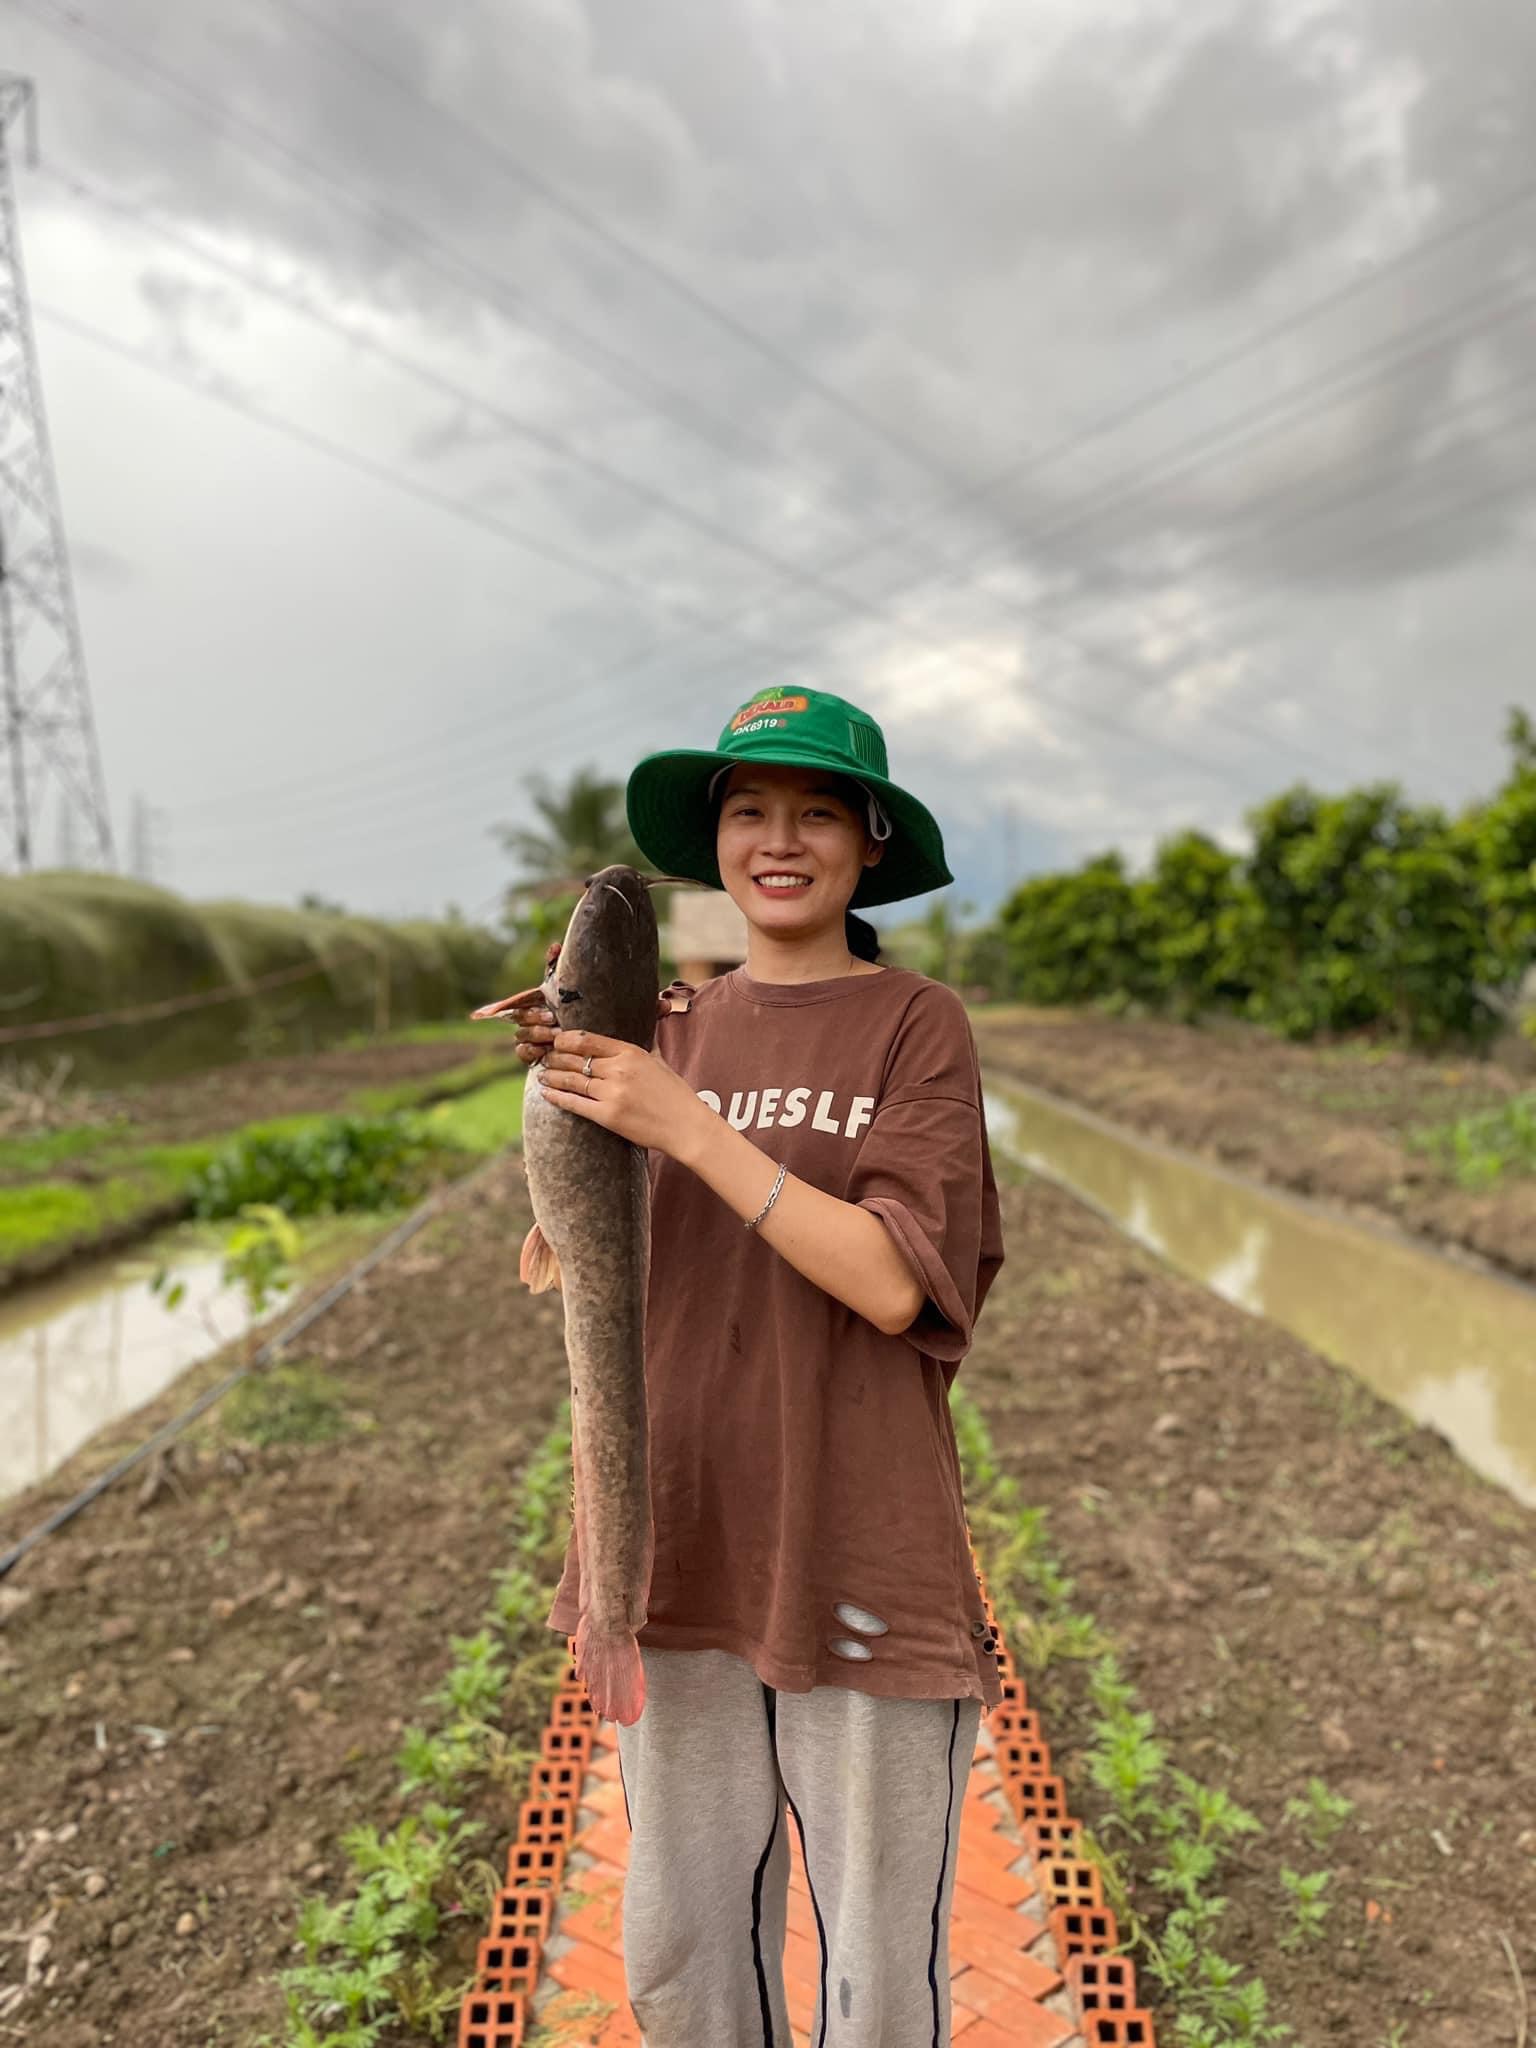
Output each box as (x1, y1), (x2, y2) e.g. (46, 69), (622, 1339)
(473, 864), (658, 1725)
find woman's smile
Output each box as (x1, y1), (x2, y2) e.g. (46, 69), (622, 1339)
(752, 871), (814, 892)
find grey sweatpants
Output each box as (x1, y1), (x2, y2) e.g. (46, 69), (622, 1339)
(614, 1645), (982, 2048)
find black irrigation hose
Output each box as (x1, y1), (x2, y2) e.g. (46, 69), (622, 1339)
(0, 1153), (507, 1580)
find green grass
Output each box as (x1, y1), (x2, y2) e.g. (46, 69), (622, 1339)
(219, 1360), (358, 1448)
(0, 1147), (214, 1275)
(0, 1053), (501, 1183)
(409, 1074), (525, 1154)
(1408, 1091), (1536, 1189)
(0, 1113), (321, 1190)
(0, 1122), (133, 1177)
(347, 1052), (517, 1119)
(0, 1057), (523, 1288)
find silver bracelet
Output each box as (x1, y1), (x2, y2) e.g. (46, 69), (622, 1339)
(745, 1160), (787, 1231)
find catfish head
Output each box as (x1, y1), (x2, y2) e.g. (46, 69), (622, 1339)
(544, 865), (661, 1052)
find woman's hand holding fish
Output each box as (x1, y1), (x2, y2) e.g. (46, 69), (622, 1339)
(471, 988), (672, 1065)
(469, 985), (555, 1061)
(539, 1029), (714, 1157)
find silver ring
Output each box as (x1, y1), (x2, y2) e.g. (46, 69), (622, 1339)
(582, 1055), (594, 1079)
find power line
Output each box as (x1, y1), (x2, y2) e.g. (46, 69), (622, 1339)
(29, 296), (844, 678)
(272, 0), (980, 494)
(278, 0), (1536, 613)
(158, 173), (1536, 827)
(810, 166), (1536, 587)
(944, 286), (1536, 615)
(40, 161), (1124, 676)
(572, 165), (1536, 712)
(1143, 459), (1536, 670)
(845, 358), (1536, 723)
(10, 0), (989, 577)
(172, 425), (1534, 881)
(279, 0), (1536, 604)
(24, 8), (1530, 837)
(1031, 369), (1536, 648)
(63, 144), (1502, 817)
(41, 293), (1269, 830)
(668, 289), (1536, 763)
(48, 286), (1294, 839)
(7, 0), (866, 528)
(21, 0), (1536, 634)
(52, 152), (1505, 825)
(34, 274), (1389, 830)
(173, 361), (1527, 853)
(28, 0), (1536, 678)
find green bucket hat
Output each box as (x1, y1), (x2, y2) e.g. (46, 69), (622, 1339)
(625, 686), (952, 909)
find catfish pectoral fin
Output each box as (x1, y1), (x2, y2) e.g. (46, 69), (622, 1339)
(519, 1222), (563, 1294)
(470, 983), (545, 1019)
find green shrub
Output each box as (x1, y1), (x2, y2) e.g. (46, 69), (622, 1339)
(976, 706), (1535, 1048)
(999, 854), (1159, 1007)
(189, 1114), (430, 1220)
(1409, 1091), (1536, 1188)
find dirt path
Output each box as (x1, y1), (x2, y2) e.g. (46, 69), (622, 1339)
(0, 1153), (566, 2048)
(972, 1007), (1536, 1283)
(966, 1168), (1536, 2048)
(524, 1705), (1074, 2048)
(4, 1139), (1533, 2046)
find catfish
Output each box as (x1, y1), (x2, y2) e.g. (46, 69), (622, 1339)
(474, 866), (658, 1724)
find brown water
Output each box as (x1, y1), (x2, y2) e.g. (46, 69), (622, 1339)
(983, 1078), (1536, 1507)
(0, 1232), (256, 1500)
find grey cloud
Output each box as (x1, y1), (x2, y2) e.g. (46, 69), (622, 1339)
(7, 0), (1533, 916)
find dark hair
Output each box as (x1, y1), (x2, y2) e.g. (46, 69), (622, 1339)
(845, 912), (881, 962)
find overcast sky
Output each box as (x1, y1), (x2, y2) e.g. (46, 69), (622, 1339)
(3, 0), (1533, 924)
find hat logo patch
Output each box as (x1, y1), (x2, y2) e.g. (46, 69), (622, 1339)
(730, 692), (807, 732)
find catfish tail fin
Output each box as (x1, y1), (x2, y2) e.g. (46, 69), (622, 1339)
(576, 1617), (646, 1726)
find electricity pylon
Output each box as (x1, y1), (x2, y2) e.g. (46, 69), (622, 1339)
(0, 76), (114, 874)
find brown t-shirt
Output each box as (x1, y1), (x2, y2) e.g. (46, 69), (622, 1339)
(548, 963), (1006, 1709)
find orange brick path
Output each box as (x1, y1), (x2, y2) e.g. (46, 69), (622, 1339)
(527, 1715), (1086, 2048)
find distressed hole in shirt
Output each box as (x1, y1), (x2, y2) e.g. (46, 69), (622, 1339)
(829, 1637), (875, 1662)
(832, 1601), (889, 1637)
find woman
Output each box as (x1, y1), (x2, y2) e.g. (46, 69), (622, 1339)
(497, 685), (1004, 2048)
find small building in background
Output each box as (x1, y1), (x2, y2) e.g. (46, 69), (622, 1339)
(665, 888), (750, 986)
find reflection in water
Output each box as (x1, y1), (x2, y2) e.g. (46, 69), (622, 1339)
(0, 1235), (256, 1500)
(984, 1081), (1536, 1507)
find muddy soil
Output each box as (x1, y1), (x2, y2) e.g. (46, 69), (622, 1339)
(4, 1134), (1533, 2046)
(972, 1007), (1536, 1283)
(0, 1152), (567, 2048)
(968, 1167), (1536, 2048)
(66, 1034), (519, 1156)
